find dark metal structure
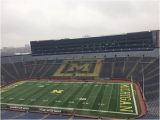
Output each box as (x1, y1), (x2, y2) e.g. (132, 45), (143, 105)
(30, 30), (159, 56)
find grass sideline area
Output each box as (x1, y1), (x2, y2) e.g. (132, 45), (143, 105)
(1, 80), (143, 119)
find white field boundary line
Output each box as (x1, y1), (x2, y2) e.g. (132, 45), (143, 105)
(130, 83), (138, 115)
(1, 81), (131, 91)
(4, 80), (131, 86)
(24, 81), (131, 84)
(1, 103), (137, 115)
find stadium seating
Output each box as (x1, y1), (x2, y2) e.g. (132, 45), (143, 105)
(1, 110), (26, 119)
(1, 56), (159, 119)
(14, 112), (47, 119)
(1, 30), (159, 119)
(1, 110), (96, 119)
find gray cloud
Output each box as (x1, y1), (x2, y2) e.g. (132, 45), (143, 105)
(1, 0), (159, 47)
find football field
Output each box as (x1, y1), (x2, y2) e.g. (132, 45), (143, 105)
(1, 80), (142, 119)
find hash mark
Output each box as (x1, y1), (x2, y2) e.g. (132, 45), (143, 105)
(30, 99), (36, 101)
(69, 101), (74, 104)
(56, 100), (62, 103)
(82, 102), (89, 105)
(19, 98), (24, 100)
(9, 98), (14, 100)
(98, 103), (105, 106)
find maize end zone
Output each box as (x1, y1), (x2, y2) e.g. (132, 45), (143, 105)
(1, 80), (147, 119)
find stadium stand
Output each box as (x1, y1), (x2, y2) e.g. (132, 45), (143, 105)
(1, 110), (96, 119)
(1, 30), (159, 119)
(1, 57), (159, 119)
(30, 31), (156, 55)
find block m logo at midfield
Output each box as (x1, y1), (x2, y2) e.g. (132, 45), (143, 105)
(67, 63), (89, 72)
(53, 60), (102, 77)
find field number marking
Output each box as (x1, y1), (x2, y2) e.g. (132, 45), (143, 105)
(50, 90), (64, 94)
(79, 98), (86, 101)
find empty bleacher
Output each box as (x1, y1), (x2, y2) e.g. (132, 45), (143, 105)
(1, 56), (159, 119)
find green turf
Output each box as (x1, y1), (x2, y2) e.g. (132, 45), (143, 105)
(1, 80), (141, 119)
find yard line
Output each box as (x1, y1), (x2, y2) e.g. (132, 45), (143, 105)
(58, 84), (82, 107)
(90, 84), (104, 110)
(116, 84), (120, 111)
(2, 83), (34, 103)
(1, 103), (137, 115)
(37, 83), (62, 106)
(106, 84), (113, 111)
(74, 84), (94, 108)
(25, 83), (55, 105)
(82, 84), (102, 109)
(1, 82), (29, 98)
(66, 84), (91, 108)
(14, 83), (46, 102)
(130, 83), (138, 115)
(47, 83), (72, 106)
(98, 84), (111, 111)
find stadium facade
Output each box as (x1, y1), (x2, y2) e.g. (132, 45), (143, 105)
(1, 30), (159, 119)
(30, 30), (159, 56)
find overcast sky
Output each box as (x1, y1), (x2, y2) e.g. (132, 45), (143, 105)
(1, 0), (159, 48)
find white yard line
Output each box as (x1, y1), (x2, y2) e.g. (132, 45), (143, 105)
(115, 84), (119, 111)
(1, 103), (137, 115)
(130, 83), (138, 115)
(106, 84), (113, 111)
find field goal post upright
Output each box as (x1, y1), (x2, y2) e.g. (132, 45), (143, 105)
(130, 76), (134, 84)
(141, 63), (145, 99)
